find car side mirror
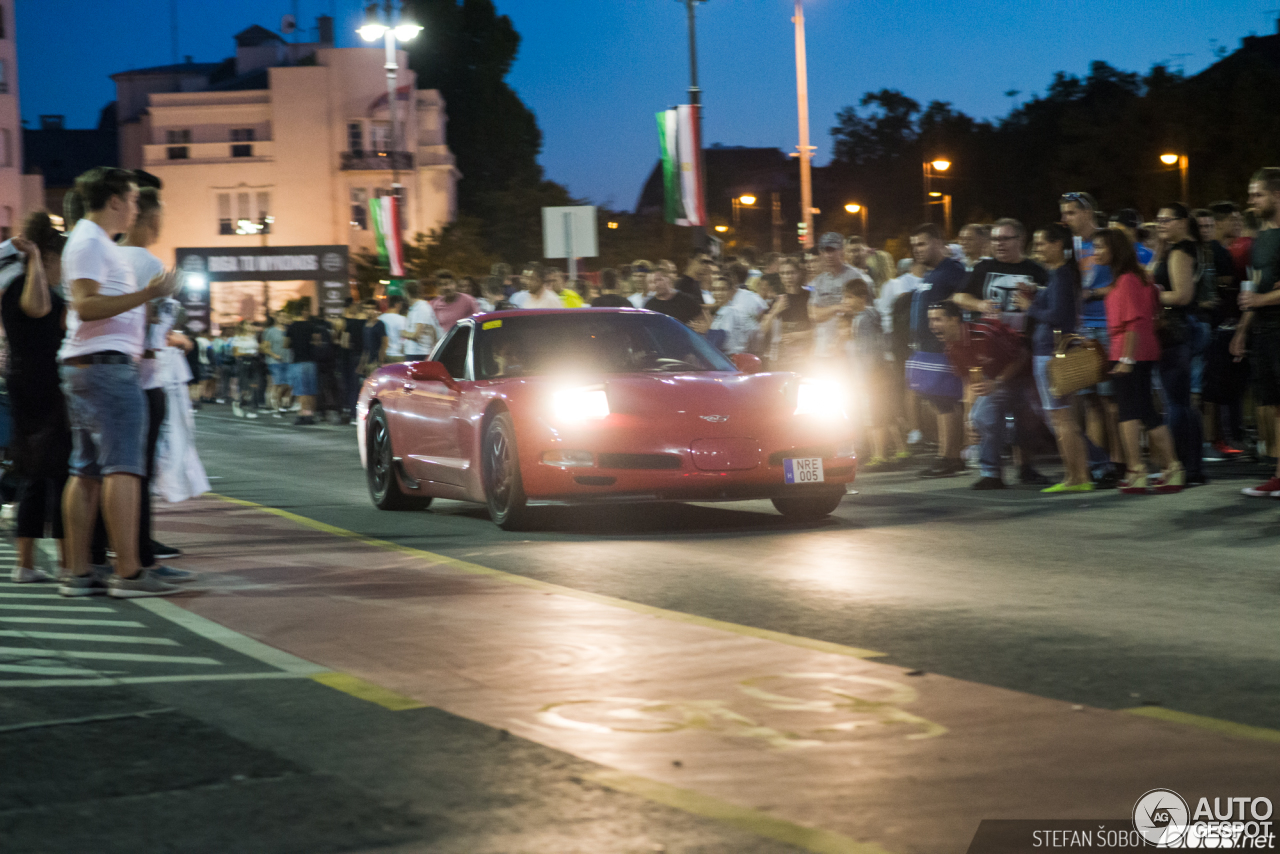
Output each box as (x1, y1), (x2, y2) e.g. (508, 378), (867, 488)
(408, 360), (460, 390)
(731, 353), (763, 374)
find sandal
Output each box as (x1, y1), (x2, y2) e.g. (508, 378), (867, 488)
(1151, 462), (1185, 495)
(1118, 470), (1149, 495)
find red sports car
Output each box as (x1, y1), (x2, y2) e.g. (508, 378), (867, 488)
(357, 308), (856, 529)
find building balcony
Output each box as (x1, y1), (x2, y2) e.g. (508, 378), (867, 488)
(340, 150), (414, 171)
(143, 141), (274, 165)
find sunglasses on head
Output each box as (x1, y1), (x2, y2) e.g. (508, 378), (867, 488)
(1060, 192), (1092, 209)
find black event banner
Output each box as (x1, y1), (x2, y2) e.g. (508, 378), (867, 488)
(175, 245), (349, 282)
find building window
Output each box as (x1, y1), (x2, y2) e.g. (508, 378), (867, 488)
(256, 191), (272, 234)
(350, 188), (368, 230)
(166, 129), (192, 144)
(167, 146), (189, 160)
(231, 128), (255, 142)
(0, 3), (6, 39)
(1, 207), (11, 242)
(347, 122), (363, 154)
(0, 129), (11, 167)
(217, 193), (233, 234)
(231, 144), (253, 158)
(0, 60), (7, 94)
(369, 124), (390, 154)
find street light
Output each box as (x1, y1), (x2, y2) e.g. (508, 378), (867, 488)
(923, 158), (952, 222)
(739, 194), (757, 206)
(792, 0), (815, 249)
(844, 203), (868, 235)
(358, 2), (422, 190)
(714, 224), (729, 233)
(927, 192), (952, 237)
(731, 193), (757, 234)
(1160, 152), (1189, 205)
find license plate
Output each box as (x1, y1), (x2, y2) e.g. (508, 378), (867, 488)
(783, 458), (824, 484)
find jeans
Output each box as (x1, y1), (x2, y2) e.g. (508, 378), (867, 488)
(1186, 315), (1212, 396)
(969, 378), (1037, 479)
(1158, 342), (1203, 476)
(60, 362), (147, 478)
(90, 387), (165, 568)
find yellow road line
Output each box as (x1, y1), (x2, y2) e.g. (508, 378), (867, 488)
(586, 770), (894, 854)
(310, 672), (427, 711)
(1123, 706), (1280, 744)
(210, 493), (886, 660)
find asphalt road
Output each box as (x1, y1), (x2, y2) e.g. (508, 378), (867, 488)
(192, 405), (1280, 731)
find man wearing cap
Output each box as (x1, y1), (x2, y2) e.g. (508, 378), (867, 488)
(1061, 191), (1123, 488)
(808, 232), (870, 361)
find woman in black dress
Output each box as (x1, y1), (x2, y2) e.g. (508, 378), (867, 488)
(1, 212), (70, 582)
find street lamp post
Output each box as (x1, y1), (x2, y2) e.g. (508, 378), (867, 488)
(792, 0), (815, 250)
(732, 193), (756, 233)
(928, 192), (952, 237)
(681, 0), (708, 247)
(923, 159), (951, 222)
(358, 2), (423, 197)
(1160, 153), (1189, 206)
(844, 203), (868, 236)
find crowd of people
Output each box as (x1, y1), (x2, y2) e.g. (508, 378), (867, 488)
(3, 164), (1280, 592)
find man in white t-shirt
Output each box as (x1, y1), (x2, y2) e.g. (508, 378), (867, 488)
(377, 295), (408, 364)
(808, 232), (870, 360)
(509, 263), (565, 310)
(401, 280), (445, 359)
(58, 168), (180, 599)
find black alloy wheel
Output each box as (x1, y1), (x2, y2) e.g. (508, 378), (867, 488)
(482, 412), (534, 530)
(366, 403), (431, 511)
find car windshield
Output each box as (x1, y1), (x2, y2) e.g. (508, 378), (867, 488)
(474, 311), (737, 380)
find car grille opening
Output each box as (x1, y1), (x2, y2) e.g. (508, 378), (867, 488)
(768, 446), (837, 466)
(597, 453), (683, 470)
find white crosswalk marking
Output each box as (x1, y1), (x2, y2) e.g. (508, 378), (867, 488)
(0, 663), (123, 676)
(0, 616), (146, 627)
(0, 630), (180, 646)
(0, 604), (117, 613)
(0, 592), (62, 598)
(0, 646), (223, 665)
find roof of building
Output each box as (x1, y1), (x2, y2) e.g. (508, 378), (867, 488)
(205, 68), (270, 92)
(235, 25), (284, 48)
(110, 61), (223, 80)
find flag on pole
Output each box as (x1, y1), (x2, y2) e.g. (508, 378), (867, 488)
(655, 105), (705, 227)
(369, 195), (405, 277)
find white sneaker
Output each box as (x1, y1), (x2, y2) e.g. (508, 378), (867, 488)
(245, 410), (259, 419)
(12, 566), (55, 583)
(232, 402), (244, 417)
(107, 568), (181, 599)
(907, 429), (924, 445)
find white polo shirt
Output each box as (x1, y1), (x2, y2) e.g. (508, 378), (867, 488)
(60, 219), (147, 360)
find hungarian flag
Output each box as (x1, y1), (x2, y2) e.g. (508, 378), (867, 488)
(370, 195), (405, 276)
(656, 105), (705, 226)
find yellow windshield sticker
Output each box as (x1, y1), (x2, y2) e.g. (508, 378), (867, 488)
(483, 320), (503, 330)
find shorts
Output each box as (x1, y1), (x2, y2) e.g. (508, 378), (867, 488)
(1032, 355), (1070, 411)
(1253, 325), (1280, 408)
(1112, 361), (1162, 430)
(289, 361), (318, 397)
(268, 362), (291, 385)
(1076, 327), (1113, 396)
(60, 361), (147, 479)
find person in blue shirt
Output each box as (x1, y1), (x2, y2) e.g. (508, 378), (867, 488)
(905, 223), (969, 478)
(1061, 192), (1123, 488)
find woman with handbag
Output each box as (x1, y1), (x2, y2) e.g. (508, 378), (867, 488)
(1096, 228), (1183, 493)
(0, 213), (71, 581)
(1017, 224), (1092, 492)
(1151, 203), (1206, 484)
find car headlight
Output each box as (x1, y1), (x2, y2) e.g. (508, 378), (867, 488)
(552, 386), (610, 422)
(794, 378), (846, 420)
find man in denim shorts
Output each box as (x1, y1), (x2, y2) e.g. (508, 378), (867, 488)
(58, 167), (180, 598)
(1061, 192), (1123, 487)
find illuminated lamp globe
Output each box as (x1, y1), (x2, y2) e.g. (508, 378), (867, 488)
(931, 159), (951, 172)
(738, 195), (757, 206)
(844, 204), (861, 214)
(1160, 153), (1180, 165)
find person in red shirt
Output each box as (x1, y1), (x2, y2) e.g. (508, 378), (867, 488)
(1095, 228), (1182, 494)
(928, 302), (1046, 489)
(430, 270), (479, 331)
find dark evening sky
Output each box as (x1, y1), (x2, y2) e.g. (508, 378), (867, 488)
(15, 1), (1276, 210)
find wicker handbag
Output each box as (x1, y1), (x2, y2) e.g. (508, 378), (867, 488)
(1046, 332), (1106, 398)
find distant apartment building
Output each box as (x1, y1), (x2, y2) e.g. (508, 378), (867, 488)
(111, 18), (458, 314)
(0, 1), (45, 239)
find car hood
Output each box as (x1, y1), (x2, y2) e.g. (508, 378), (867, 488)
(600, 372), (794, 423)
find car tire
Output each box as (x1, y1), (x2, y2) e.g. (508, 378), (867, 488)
(482, 412), (534, 530)
(771, 490), (845, 520)
(366, 403), (432, 511)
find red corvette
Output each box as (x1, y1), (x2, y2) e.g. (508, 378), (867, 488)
(357, 308), (857, 529)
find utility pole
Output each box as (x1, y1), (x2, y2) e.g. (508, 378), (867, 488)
(683, 0), (707, 248)
(792, 1), (814, 249)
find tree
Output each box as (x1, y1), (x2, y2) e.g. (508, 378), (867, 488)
(404, 216), (497, 277)
(404, 0), (543, 215)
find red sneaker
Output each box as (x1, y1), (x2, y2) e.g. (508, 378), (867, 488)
(1212, 440), (1243, 457)
(1241, 477), (1280, 498)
